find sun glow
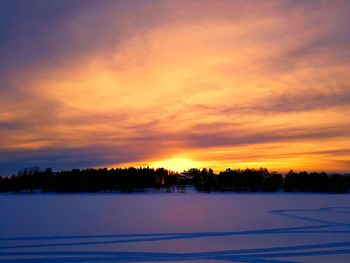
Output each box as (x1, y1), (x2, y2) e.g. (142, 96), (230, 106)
(1, 1), (350, 174)
(152, 158), (200, 172)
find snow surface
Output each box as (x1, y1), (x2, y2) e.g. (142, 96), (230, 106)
(1, 192), (350, 262)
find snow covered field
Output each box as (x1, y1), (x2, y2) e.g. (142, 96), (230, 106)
(1, 192), (350, 262)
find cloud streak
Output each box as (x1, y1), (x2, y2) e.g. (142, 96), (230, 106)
(0, 0), (350, 174)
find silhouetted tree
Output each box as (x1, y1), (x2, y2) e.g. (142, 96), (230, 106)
(0, 166), (348, 193)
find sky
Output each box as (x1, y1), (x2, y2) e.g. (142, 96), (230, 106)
(0, 0), (350, 174)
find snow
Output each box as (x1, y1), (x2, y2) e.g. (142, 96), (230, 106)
(1, 192), (350, 262)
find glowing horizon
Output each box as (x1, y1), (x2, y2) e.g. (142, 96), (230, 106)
(0, 0), (350, 175)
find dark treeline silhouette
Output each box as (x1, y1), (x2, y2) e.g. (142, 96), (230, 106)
(0, 167), (349, 193)
(194, 168), (283, 192)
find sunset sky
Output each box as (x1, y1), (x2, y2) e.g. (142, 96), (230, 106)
(0, 0), (350, 174)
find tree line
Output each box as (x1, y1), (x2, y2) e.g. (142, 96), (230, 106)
(0, 167), (349, 193)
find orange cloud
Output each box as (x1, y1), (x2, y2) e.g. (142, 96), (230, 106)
(1, 0), (349, 173)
